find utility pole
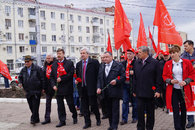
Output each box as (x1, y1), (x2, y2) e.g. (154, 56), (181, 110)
(35, 0), (41, 66)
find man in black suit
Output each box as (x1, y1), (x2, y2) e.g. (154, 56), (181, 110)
(133, 46), (161, 130)
(18, 55), (44, 125)
(50, 48), (77, 127)
(76, 47), (101, 129)
(42, 54), (55, 125)
(97, 51), (125, 130)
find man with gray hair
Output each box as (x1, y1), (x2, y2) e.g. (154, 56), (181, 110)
(133, 46), (161, 130)
(76, 47), (101, 129)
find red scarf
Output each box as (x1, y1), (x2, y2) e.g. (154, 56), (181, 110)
(46, 64), (52, 79)
(125, 59), (133, 81)
(57, 62), (67, 78)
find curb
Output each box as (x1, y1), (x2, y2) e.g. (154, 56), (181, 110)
(0, 98), (58, 103)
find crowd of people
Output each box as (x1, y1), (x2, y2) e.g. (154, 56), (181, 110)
(18, 40), (195, 130)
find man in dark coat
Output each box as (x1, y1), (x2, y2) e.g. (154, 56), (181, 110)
(97, 51), (125, 130)
(50, 48), (77, 127)
(76, 47), (101, 129)
(120, 48), (137, 125)
(18, 55), (44, 125)
(41, 54), (55, 125)
(133, 46), (161, 130)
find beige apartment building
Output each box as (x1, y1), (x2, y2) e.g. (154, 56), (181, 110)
(0, 0), (133, 72)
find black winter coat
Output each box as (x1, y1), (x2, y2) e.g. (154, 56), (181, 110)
(19, 63), (44, 97)
(50, 58), (74, 96)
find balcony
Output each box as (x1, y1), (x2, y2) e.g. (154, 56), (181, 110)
(29, 26), (36, 32)
(29, 40), (36, 45)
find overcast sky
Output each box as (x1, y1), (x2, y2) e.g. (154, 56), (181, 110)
(39, 0), (195, 44)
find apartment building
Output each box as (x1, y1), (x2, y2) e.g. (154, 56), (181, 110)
(0, 0), (133, 72)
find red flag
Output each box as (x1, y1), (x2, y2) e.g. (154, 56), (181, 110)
(153, 0), (182, 46)
(114, 0), (132, 50)
(165, 44), (169, 51)
(148, 27), (157, 53)
(0, 60), (12, 80)
(107, 32), (112, 53)
(137, 12), (147, 49)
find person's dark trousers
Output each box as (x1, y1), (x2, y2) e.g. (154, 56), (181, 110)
(132, 96), (138, 120)
(4, 77), (9, 88)
(44, 94), (53, 121)
(27, 94), (41, 122)
(73, 96), (80, 108)
(81, 87), (100, 125)
(172, 88), (186, 130)
(106, 97), (120, 129)
(187, 115), (194, 125)
(122, 83), (130, 122)
(137, 97), (155, 130)
(56, 95), (77, 123)
(100, 98), (108, 117)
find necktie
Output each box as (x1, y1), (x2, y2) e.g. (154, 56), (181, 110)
(105, 64), (110, 77)
(83, 61), (86, 85)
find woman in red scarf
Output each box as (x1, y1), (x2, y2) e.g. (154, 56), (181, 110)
(162, 45), (195, 130)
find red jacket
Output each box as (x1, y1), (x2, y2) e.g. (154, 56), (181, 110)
(162, 59), (195, 109)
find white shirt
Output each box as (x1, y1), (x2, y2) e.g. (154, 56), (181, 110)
(172, 59), (183, 89)
(105, 60), (113, 77)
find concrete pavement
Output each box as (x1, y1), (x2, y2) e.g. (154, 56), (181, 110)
(0, 99), (194, 130)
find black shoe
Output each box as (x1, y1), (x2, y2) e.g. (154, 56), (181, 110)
(120, 120), (127, 125)
(79, 113), (84, 117)
(112, 128), (117, 130)
(107, 127), (112, 130)
(41, 120), (51, 125)
(96, 120), (101, 126)
(83, 124), (91, 129)
(131, 119), (137, 123)
(102, 115), (108, 119)
(56, 122), (66, 127)
(73, 118), (78, 124)
(30, 121), (35, 125)
(186, 122), (194, 128)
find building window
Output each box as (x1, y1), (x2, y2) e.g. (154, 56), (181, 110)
(19, 46), (25, 53)
(60, 13), (65, 20)
(7, 46), (12, 54)
(42, 46), (47, 53)
(78, 26), (82, 32)
(5, 6), (11, 16)
(86, 17), (89, 23)
(100, 28), (103, 34)
(41, 35), (46, 42)
(107, 28), (110, 33)
(18, 20), (23, 28)
(29, 32), (36, 40)
(86, 27), (90, 33)
(70, 25), (74, 33)
(100, 19), (103, 24)
(40, 10), (45, 19)
(71, 47), (75, 53)
(52, 46), (57, 52)
(78, 15), (81, 22)
(70, 14), (74, 21)
(19, 33), (24, 41)
(28, 8), (35, 15)
(6, 33), (12, 40)
(41, 22), (46, 30)
(7, 60), (14, 70)
(101, 48), (104, 52)
(31, 46), (36, 53)
(107, 20), (109, 26)
(51, 12), (55, 19)
(52, 35), (56, 42)
(61, 35), (66, 42)
(5, 19), (11, 28)
(78, 36), (82, 43)
(86, 37), (90, 43)
(94, 47), (98, 53)
(61, 24), (65, 31)
(70, 36), (74, 43)
(51, 23), (56, 31)
(17, 7), (23, 17)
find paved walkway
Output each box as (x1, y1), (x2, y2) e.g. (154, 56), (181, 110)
(0, 99), (194, 130)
